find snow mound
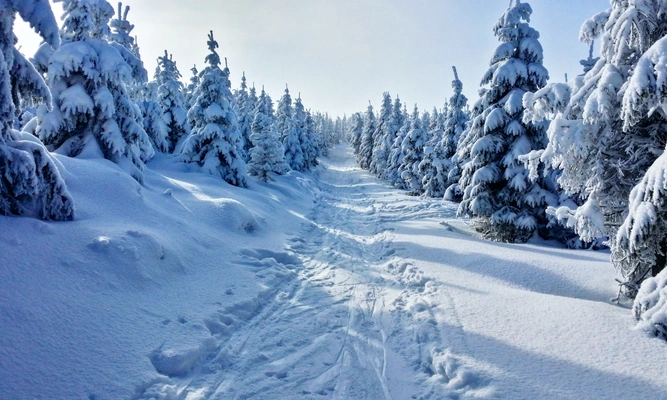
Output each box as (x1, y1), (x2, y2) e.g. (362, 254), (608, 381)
(212, 198), (261, 233)
(634, 269), (667, 339)
(149, 334), (217, 377)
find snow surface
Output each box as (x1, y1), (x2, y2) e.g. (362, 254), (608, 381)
(1, 144), (667, 399)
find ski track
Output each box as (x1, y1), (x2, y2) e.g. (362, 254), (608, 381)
(136, 147), (491, 400)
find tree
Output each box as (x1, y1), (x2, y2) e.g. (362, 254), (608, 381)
(136, 81), (169, 152)
(457, 0), (557, 243)
(155, 50), (189, 152)
(38, 0), (154, 182)
(369, 93), (393, 177)
(290, 95), (308, 171)
(184, 64), (199, 110)
(180, 31), (247, 187)
(442, 66), (470, 201)
(349, 112), (363, 156)
(302, 110), (319, 169)
(0, 0), (74, 221)
(419, 106), (446, 198)
(275, 86), (303, 171)
(248, 88), (288, 181)
(358, 102), (375, 169)
(386, 102), (409, 188)
(521, 0), (667, 293)
(235, 72), (252, 162)
(400, 105), (426, 195)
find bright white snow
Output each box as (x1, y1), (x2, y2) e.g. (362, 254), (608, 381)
(1, 144), (666, 399)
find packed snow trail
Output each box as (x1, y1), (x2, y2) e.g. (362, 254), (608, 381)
(137, 144), (667, 400)
(137, 145), (478, 399)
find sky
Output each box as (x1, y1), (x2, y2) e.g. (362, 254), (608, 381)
(15, 0), (611, 117)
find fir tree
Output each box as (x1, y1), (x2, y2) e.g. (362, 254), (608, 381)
(443, 66), (470, 201)
(235, 72), (252, 162)
(457, 0), (557, 243)
(302, 110), (319, 169)
(358, 102), (375, 169)
(386, 102), (409, 188)
(184, 64), (199, 110)
(290, 94), (308, 171)
(38, 0), (154, 182)
(248, 88), (288, 181)
(276, 86), (303, 171)
(155, 50), (189, 152)
(349, 112), (364, 156)
(0, 0), (74, 221)
(136, 81), (169, 152)
(180, 31), (247, 187)
(400, 105), (426, 195)
(369, 93), (393, 177)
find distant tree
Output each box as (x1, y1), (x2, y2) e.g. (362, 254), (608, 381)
(386, 103), (409, 188)
(400, 105), (426, 195)
(302, 110), (319, 169)
(369, 93), (393, 177)
(184, 64), (199, 110)
(443, 66), (470, 201)
(0, 0), (74, 221)
(276, 86), (303, 171)
(180, 31), (247, 187)
(290, 95), (309, 171)
(235, 72), (252, 162)
(457, 1), (557, 243)
(349, 112), (364, 155)
(155, 50), (189, 152)
(358, 102), (375, 169)
(136, 81), (169, 152)
(248, 88), (288, 181)
(38, 0), (154, 182)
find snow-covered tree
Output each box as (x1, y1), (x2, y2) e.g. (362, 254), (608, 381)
(248, 88), (288, 181)
(419, 106), (446, 198)
(302, 110), (319, 169)
(108, 1), (146, 88)
(184, 64), (199, 110)
(136, 81), (169, 152)
(457, 1), (557, 243)
(180, 31), (247, 187)
(38, 0), (154, 182)
(276, 86), (303, 171)
(290, 95), (308, 172)
(349, 112), (363, 155)
(155, 50), (189, 152)
(235, 72), (252, 161)
(400, 105), (426, 195)
(442, 66), (470, 201)
(386, 102), (409, 188)
(522, 1), (667, 292)
(369, 93), (393, 177)
(0, 0), (74, 221)
(358, 102), (375, 169)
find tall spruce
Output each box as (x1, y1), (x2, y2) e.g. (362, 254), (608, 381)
(180, 31), (247, 187)
(0, 0), (74, 221)
(248, 88), (288, 181)
(155, 50), (189, 152)
(38, 0), (154, 182)
(457, 0), (557, 243)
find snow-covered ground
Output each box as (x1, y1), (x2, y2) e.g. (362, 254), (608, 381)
(1, 144), (666, 399)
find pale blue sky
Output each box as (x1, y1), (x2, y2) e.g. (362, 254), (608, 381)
(16, 0), (610, 117)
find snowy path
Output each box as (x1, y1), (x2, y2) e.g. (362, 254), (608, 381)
(137, 145), (667, 400)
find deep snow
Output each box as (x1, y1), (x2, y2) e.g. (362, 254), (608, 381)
(1, 144), (666, 399)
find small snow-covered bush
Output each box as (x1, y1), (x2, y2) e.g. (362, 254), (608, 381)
(634, 270), (667, 340)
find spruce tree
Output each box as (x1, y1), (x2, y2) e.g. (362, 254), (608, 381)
(290, 95), (308, 171)
(369, 93), (393, 177)
(443, 66), (470, 201)
(276, 86), (303, 171)
(136, 81), (169, 152)
(386, 103), (409, 188)
(358, 102), (375, 169)
(180, 31), (247, 187)
(235, 72), (252, 162)
(184, 64), (199, 110)
(155, 50), (189, 152)
(457, 0), (557, 243)
(248, 88), (288, 181)
(400, 105), (426, 195)
(0, 0), (74, 221)
(349, 112), (364, 156)
(302, 110), (319, 169)
(38, 0), (154, 182)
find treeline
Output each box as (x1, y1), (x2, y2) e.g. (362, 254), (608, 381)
(349, 0), (667, 320)
(0, 0), (345, 221)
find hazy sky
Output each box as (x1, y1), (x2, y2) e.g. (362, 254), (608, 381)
(15, 0), (610, 117)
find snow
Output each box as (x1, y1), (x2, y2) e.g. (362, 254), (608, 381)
(2, 144), (667, 399)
